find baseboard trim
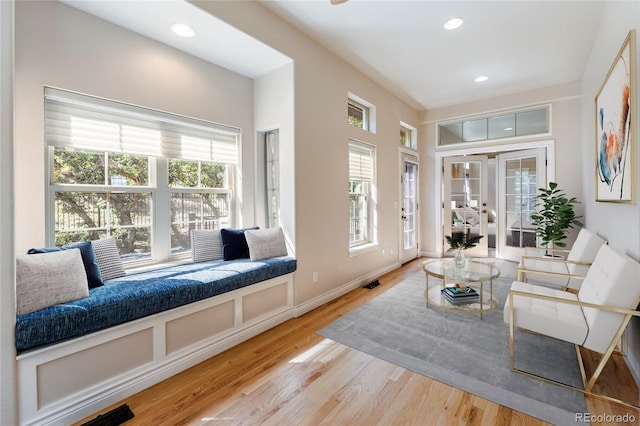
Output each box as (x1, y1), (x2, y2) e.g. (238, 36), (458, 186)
(293, 261), (401, 317)
(419, 250), (441, 258)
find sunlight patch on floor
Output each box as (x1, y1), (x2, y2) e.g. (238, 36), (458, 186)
(288, 338), (335, 363)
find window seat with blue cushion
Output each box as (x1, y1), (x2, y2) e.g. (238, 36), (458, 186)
(15, 256), (297, 352)
(17, 228), (297, 426)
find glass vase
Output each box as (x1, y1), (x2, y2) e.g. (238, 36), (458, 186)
(454, 249), (465, 269)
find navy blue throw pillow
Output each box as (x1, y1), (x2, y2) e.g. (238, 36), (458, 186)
(220, 227), (259, 261)
(28, 241), (104, 288)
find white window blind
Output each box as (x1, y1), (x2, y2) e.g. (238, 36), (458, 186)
(348, 142), (374, 181)
(44, 87), (239, 164)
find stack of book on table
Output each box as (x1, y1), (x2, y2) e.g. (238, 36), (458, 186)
(441, 285), (479, 305)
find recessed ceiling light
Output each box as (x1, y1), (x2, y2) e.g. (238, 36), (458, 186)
(474, 76), (489, 83)
(444, 17), (464, 30)
(171, 23), (195, 38)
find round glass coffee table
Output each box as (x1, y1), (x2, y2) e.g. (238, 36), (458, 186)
(423, 259), (500, 319)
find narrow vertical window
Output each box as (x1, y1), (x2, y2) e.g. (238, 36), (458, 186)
(348, 141), (375, 248)
(265, 129), (280, 228)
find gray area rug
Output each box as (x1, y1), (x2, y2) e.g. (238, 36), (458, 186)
(318, 262), (587, 426)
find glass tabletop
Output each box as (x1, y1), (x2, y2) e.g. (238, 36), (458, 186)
(423, 259), (500, 282)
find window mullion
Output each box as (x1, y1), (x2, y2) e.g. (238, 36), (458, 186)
(154, 156), (170, 261)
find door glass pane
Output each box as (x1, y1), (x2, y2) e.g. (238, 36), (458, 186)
(451, 180), (465, 194)
(448, 160), (483, 246)
(466, 162), (481, 178)
(504, 157), (537, 248)
(466, 179), (481, 194)
(506, 195), (521, 211)
(403, 162), (417, 250)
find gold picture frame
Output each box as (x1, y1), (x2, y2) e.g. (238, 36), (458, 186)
(595, 30), (636, 202)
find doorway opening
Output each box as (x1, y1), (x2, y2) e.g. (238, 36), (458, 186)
(436, 139), (555, 261)
(400, 150), (419, 264)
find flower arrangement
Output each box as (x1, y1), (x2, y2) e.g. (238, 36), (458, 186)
(445, 228), (484, 251)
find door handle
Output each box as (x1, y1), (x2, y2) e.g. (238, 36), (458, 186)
(401, 215), (407, 220)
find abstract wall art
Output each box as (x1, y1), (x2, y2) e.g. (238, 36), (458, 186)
(595, 30), (636, 202)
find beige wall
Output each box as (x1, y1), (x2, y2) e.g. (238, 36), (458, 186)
(580, 0), (640, 382)
(196, 1), (420, 307)
(253, 63), (295, 244)
(14, 1), (256, 253)
(581, 1), (640, 259)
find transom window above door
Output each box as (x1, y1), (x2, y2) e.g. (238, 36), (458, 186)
(438, 106), (549, 146)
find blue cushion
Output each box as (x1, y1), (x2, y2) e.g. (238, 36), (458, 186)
(220, 227), (259, 260)
(15, 256), (296, 351)
(28, 241), (104, 289)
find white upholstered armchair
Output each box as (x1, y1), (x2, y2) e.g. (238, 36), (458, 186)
(505, 244), (640, 407)
(517, 228), (607, 291)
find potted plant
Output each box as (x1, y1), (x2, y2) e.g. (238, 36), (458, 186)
(530, 182), (583, 255)
(445, 228), (483, 268)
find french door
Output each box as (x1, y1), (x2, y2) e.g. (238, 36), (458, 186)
(400, 153), (419, 264)
(497, 148), (546, 261)
(443, 155), (489, 258)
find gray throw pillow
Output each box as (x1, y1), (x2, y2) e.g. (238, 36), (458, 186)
(191, 229), (223, 262)
(16, 249), (89, 315)
(245, 227), (288, 261)
(91, 237), (126, 281)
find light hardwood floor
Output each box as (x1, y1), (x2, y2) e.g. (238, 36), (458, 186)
(77, 257), (638, 426)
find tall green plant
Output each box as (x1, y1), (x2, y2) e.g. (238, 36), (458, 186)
(530, 182), (583, 252)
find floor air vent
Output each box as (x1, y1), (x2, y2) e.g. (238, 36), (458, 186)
(81, 404), (134, 426)
(363, 279), (380, 289)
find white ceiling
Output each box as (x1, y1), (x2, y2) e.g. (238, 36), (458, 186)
(260, 0), (605, 110)
(61, 0), (292, 79)
(63, 0), (605, 111)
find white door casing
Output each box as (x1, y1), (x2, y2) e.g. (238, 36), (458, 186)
(400, 151), (419, 264)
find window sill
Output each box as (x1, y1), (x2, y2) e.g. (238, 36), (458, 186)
(125, 257), (192, 275)
(349, 242), (379, 258)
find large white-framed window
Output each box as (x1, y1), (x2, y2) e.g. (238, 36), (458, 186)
(348, 140), (376, 251)
(45, 87), (240, 265)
